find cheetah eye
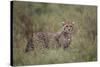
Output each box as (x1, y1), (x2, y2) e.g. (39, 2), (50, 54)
(69, 25), (72, 27)
(66, 25), (68, 27)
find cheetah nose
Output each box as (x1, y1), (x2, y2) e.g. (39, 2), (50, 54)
(68, 39), (70, 41)
(68, 29), (70, 31)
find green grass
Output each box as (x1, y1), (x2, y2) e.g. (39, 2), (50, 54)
(13, 35), (97, 66)
(12, 1), (97, 66)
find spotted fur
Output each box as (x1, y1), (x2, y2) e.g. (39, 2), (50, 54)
(25, 20), (74, 52)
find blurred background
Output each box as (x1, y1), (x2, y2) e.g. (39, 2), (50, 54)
(12, 1), (97, 66)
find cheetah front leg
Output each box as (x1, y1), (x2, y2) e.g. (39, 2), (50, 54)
(63, 38), (71, 49)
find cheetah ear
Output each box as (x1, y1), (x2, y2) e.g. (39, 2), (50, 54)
(62, 21), (65, 26)
(72, 21), (75, 25)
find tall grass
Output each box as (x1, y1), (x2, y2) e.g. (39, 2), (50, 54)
(12, 1), (97, 66)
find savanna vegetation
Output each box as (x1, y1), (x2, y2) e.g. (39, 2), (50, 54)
(12, 1), (97, 66)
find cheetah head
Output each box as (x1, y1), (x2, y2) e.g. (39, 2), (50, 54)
(62, 20), (75, 34)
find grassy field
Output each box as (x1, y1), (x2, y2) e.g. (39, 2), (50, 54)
(12, 1), (97, 66)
